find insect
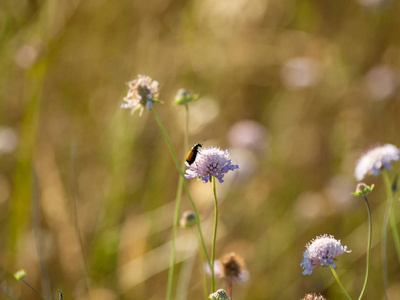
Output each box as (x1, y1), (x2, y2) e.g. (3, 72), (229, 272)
(186, 140), (205, 165)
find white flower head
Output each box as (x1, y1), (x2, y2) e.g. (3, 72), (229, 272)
(300, 234), (351, 275)
(355, 143), (400, 181)
(121, 75), (160, 116)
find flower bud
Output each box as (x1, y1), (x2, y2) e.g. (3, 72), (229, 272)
(14, 270), (26, 281)
(174, 89), (198, 105)
(352, 182), (374, 197)
(179, 210), (197, 228)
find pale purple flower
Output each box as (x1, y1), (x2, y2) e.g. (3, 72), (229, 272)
(302, 293), (327, 300)
(185, 147), (239, 183)
(301, 234), (351, 275)
(121, 75), (160, 116)
(355, 144), (400, 181)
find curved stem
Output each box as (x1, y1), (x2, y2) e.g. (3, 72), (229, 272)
(358, 196), (372, 300)
(329, 266), (353, 300)
(150, 108), (211, 269)
(168, 104), (194, 300)
(166, 175), (184, 300)
(193, 228), (209, 299)
(211, 176), (218, 292)
(22, 279), (48, 300)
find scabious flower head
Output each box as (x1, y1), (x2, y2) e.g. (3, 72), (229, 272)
(355, 143), (400, 181)
(185, 147), (239, 183)
(179, 210), (197, 228)
(300, 234), (351, 275)
(121, 75), (160, 116)
(208, 289), (231, 300)
(174, 88), (199, 105)
(302, 293), (327, 300)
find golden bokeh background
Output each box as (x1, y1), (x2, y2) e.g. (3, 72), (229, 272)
(1, 0), (400, 299)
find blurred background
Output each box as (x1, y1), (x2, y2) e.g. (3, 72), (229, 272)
(1, 0), (400, 299)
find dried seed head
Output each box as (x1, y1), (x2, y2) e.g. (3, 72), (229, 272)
(218, 252), (249, 282)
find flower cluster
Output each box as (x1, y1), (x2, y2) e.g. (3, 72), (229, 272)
(208, 289), (231, 300)
(302, 293), (327, 300)
(121, 75), (160, 116)
(355, 143), (400, 181)
(300, 234), (351, 275)
(185, 147), (239, 183)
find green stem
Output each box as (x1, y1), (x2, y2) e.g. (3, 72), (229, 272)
(329, 266), (353, 300)
(166, 104), (191, 300)
(211, 176), (218, 292)
(358, 196), (372, 300)
(22, 279), (47, 300)
(166, 175), (184, 300)
(382, 170), (400, 262)
(150, 108), (211, 269)
(193, 228), (209, 299)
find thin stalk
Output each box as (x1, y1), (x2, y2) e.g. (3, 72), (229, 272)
(31, 167), (51, 299)
(358, 196), (372, 300)
(150, 108), (211, 269)
(329, 265), (353, 300)
(166, 176), (184, 300)
(211, 176), (218, 292)
(382, 197), (390, 300)
(22, 280), (47, 300)
(227, 277), (233, 299)
(166, 104), (191, 300)
(382, 170), (400, 261)
(70, 144), (90, 296)
(193, 228), (209, 300)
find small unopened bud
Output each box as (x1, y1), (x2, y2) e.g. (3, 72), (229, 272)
(174, 89), (198, 105)
(179, 210), (197, 228)
(352, 182), (374, 197)
(208, 289), (231, 300)
(14, 270), (26, 281)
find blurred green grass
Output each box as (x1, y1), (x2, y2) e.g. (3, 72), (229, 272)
(1, 0), (400, 299)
